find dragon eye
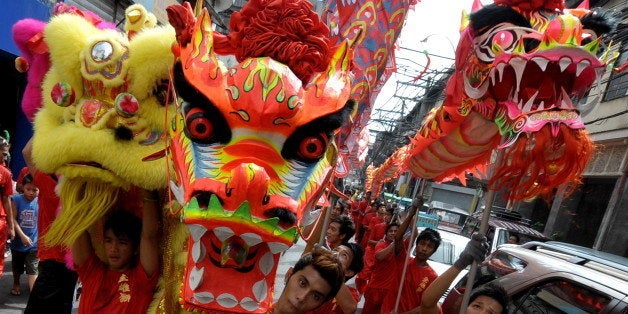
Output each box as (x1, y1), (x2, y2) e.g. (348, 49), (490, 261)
(492, 30), (514, 52)
(297, 133), (328, 161)
(185, 107), (213, 141)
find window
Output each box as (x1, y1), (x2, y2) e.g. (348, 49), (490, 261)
(454, 251), (526, 289)
(603, 44), (628, 101)
(511, 280), (611, 313)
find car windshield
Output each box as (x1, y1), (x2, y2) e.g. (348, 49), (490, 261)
(412, 229), (469, 270)
(430, 241), (460, 265)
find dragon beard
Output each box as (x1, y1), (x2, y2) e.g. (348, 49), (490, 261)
(490, 125), (594, 201)
(44, 176), (120, 247)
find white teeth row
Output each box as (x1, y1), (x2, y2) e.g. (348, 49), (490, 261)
(513, 87), (574, 112)
(185, 224), (290, 311)
(467, 56), (598, 104)
(191, 290), (263, 311)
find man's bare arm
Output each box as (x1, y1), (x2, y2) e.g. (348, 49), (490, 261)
(3, 195), (13, 240)
(72, 231), (94, 268)
(334, 283), (358, 314)
(394, 197), (421, 255)
(139, 189), (161, 277)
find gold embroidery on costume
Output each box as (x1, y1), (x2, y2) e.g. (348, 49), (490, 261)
(118, 274), (131, 303)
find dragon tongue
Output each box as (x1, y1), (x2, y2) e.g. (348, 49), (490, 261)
(221, 237), (248, 268)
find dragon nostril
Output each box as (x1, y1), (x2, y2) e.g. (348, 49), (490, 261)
(193, 192), (215, 209)
(115, 126), (134, 141)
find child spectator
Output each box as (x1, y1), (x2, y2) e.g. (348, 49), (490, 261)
(71, 189), (160, 313)
(10, 173), (39, 295)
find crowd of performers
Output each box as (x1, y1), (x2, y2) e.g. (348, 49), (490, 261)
(1, 143), (505, 314)
(0, 139), (505, 314)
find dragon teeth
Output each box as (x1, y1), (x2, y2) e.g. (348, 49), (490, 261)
(241, 233), (263, 247)
(216, 293), (238, 308)
(575, 60), (590, 76)
(252, 279), (269, 301)
(213, 226), (235, 242)
(259, 251), (274, 275)
(496, 63), (506, 82)
(189, 266), (204, 291)
(510, 58), (526, 98)
(531, 57), (549, 71)
(187, 224), (208, 242)
(169, 181), (184, 205)
(522, 90), (539, 112)
(559, 57), (571, 72)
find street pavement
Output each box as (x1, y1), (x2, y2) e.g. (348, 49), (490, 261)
(0, 237), (364, 313)
(0, 249), (30, 313)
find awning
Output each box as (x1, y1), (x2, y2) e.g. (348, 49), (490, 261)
(488, 218), (548, 240)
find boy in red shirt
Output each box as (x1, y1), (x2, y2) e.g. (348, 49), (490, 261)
(72, 190), (160, 314)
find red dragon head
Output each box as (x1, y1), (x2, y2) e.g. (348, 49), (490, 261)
(165, 1), (354, 312)
(409, 0), (618, 200)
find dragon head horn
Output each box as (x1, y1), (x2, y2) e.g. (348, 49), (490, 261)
(303, 39), (354, 116)
(471, 0), (483, 12)
(167, 3), (223, 90)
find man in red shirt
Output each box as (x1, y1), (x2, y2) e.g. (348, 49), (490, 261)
(354, 201), (381, 293)
(362, 222), (400, 313)
(350, 191), (371, 243)
(381, 198), (441, 314)
(0, 161), (15, 276)
(71, 189), (160, 314)
(325, 215), (356, 250)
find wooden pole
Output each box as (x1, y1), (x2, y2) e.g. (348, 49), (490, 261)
(393, 178), (427, 313)
(458, 149), (504, 314)
(318, 184), (335, 246)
